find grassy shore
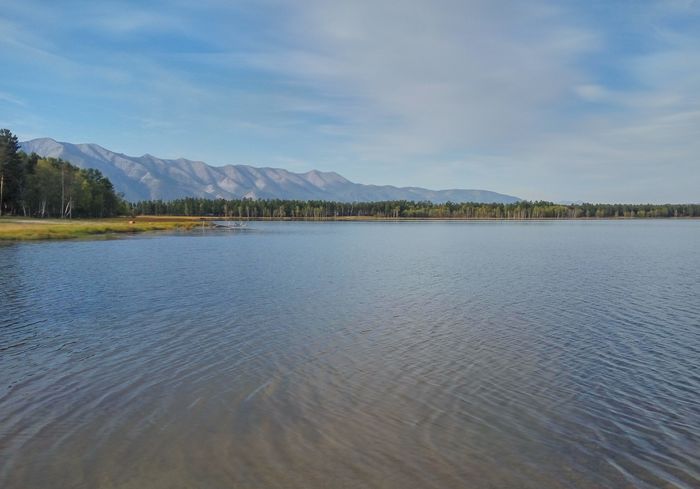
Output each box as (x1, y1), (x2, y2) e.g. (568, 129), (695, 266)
(0, 216), (205, 241)
(3, 214), (697, 241)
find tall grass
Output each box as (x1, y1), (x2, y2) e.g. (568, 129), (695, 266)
(0, 218), (202, 241)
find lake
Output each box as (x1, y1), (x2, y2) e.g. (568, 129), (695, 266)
(1, 221), (699, 488)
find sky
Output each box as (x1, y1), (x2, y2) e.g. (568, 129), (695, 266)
(0, 0), (698, 202)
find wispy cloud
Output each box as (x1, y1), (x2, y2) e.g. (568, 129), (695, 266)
(0, 91), (25, 106)
(0, 0), (698, 201)
(248, 1), (600, 154)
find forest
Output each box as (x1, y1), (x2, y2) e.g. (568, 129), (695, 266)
(3, 127), (698, 221)
(0, 129), (126, 218)
(131, 197), (700, 220)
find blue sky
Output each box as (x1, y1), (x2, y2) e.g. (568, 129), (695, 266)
(1, 0), (698, 202)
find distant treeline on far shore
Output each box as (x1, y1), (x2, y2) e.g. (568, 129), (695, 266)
(3, 129), (698, 221)
(131, 198), (700, 220)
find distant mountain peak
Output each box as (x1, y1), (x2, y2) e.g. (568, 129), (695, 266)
(19, 138), (521, 204)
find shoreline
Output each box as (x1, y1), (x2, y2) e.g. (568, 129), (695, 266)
(138, 215), (700, 222)
(0, 217), (203, 241)
(2, 215), (699, 241)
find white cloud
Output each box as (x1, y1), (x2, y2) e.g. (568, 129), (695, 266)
(1, 0), (698, 201)
(574, 84), (610, 102)
(255, 0), (600, 157)
(239, 0), (698, 201)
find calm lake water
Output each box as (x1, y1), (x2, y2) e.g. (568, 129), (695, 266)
(1, 221), (699, 488)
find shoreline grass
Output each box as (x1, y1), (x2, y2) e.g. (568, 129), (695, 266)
(2, 214), (698, 241)
(0, 217), (204, 241)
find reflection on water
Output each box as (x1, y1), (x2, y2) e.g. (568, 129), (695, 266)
(1, 221), (699, 488)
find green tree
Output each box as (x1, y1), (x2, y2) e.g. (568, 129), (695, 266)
(0, 128), (23, 216)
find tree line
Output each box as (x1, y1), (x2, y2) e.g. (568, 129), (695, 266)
(131, 197), (700, 219)
(3, 127), (698, 220)
(0, 129), (126, 218)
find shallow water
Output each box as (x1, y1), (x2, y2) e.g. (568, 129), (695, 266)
(1, 221), (699, 488)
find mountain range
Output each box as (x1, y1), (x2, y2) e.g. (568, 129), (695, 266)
(19, 138), (520, 203)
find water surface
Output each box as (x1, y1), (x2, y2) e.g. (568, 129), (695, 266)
(1, 221), (699, 488)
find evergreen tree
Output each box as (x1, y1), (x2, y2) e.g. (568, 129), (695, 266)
(0, 129), (23, 216)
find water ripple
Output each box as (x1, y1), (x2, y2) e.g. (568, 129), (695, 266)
(1, 221), (699, 488)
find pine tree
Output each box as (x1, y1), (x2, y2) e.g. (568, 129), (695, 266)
(0, 129), (23, 216)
